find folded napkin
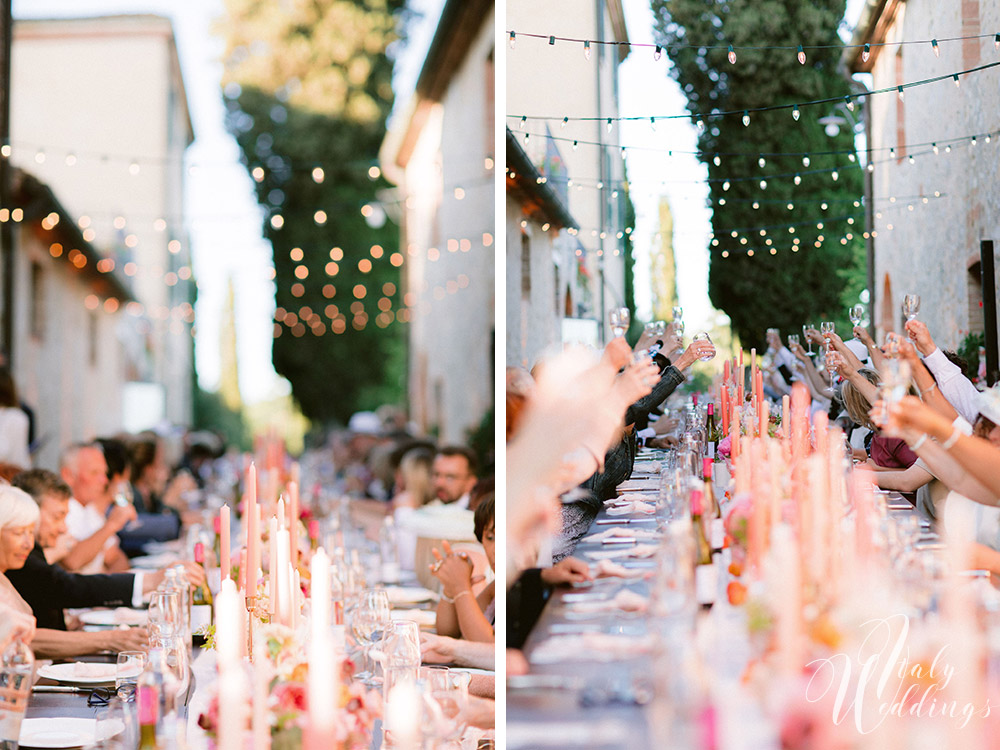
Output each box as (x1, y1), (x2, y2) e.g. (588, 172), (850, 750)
(564, 589), (649, 614)
(616, 480), (655, 492)
(529, 632), (655, 664)
(605, 492), (657, 506)
(584, 543), (660, 561)
(631, 461), (661, 474)
(606, 500), (657, 516)
(581, 527), (661, 544)
(592, 559), (649, 579)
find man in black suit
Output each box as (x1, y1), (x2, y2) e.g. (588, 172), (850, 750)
(10, 469), (203, 637)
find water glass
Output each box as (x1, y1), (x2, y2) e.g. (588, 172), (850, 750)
(902, 294), (920, 321)
(157, 636), (190, 716)
(147, 591), (181, 642)
(609, 307), (630, 338)
(382, 620), (422, 704)
(115, 651), (145, 702)
(351, 588), (391, 686)
(691, 332), (715, 361)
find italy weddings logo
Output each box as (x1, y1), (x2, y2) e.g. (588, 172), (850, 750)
(802, 612), (991, 732)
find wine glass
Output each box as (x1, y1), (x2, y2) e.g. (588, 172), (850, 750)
(902, 294), (920, 321)
(157, 635), (190, 717)
(820, 321), (835, 340)
(672, 306), (683, 322)
(351, 588), (391, 686)
(691, 332), (715, 362)
(803, 323), (815, 355)
(849, 304), (865, 333)
(672, 307), (684, 338)
(787, 333), (800, 350)
(654, 320), (666, 337)
(609, 307), (630, 338)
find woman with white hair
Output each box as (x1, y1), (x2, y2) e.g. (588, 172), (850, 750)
(0, 483), (144, 658)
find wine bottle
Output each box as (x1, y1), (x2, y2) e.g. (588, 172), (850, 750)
(705, 403), (719, 459)
(191, 543), (213, 644)
(690, 489), (716, 608)
(137, 650), (162, 750)
(702, 458), (724, 553)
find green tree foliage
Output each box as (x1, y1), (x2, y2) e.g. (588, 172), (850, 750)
(651, 0), (866, 349)
(220, 0), (407, 424)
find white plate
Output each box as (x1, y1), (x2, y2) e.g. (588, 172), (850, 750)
(78, 608), (147, 627)
(385, 586), (437, 605)
(19, 717), (124, 748)
(37, 662), (133, 685)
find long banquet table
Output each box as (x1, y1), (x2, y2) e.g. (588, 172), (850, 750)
(506, 449), (938, 750)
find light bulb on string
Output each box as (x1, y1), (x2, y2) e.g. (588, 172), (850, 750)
(509, 31), (515, 49)
(945, 144), (952, 153)
(519, 116), (526, 130)
(548, 35), (555, 45)
(752, 201), (760, 209)
(607, 118), (613, 133)
(787, 202), (794, 210)
(862, 43), (871, 62)
(845, 95), (855, 112)
(620, 147), (626, 159)
(792, 106), (800, 121)
(728, 45), (736, 64)
(995, 33), (1000, 51)
(889, 147), (895, 159)
(572, 140), (578, 150)
(561, 116), (568, 128)
(722, 180), (730, 191)
(654, 45), (662, 61)
(953, 74), (961, 87)
(650, 117), (656, 131)
(932, 142), (939, 154)
(848, 153), (856, 162)
(972, 136), (978, 146)
(713, 154), (721, 167)
(758, 155), (766, 168)
(820, 202), (828, 210)
(797, 45), (806, 64)
(831, 171), (839, 181)
(794, 173), (802, 185)
(524, 133), (530, 143)
(907, 155), (914, 164)
(696, 119), (705, 132)
(719, 198), (726, 205)
(987, 134), (992, 144)
(742, 110), (750, 127)
(931, 39), (940, 57)
(897, 86), (904, 101)
(584, 41), (592, 60)
(802, 156), (810, 167)
(759, 179), (767, 189)
(867, 162), (875, 172)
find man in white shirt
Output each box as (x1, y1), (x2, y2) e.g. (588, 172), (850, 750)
(906, 319), (981, 423)
(58, 443), (134, 573)
(431, 447), (478, 509)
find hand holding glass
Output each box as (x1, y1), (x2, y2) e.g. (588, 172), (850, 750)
(903, 294), (920, 321)
(609, 307), (630, 338)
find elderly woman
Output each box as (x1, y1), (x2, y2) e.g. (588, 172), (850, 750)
(0, 483), (147, 658)
(430, 493), (495, 643)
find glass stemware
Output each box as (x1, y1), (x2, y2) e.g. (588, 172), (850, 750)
(691, 332), (715, 361)
(351, 588), (391, 686)
(609, 307), (630, 338)
(787, 333), (800, 350)
(902, 294), (920, 321)
(803, 323), (815, 355)
(849, 304), (865, 332)
(115, 651), (145, 702)
(157, 636), (190, 717)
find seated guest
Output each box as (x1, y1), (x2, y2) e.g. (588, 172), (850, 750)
(0, 482), (148, 658)
(431, 446), (478, 508)
(8, 469), (205, 634)
(129, 434), (196, 517)
(60, 443), (134, 573)
(430, 493), (494, 643)
(102, 436), (180, 556)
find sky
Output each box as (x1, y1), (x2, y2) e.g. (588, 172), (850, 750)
(12, 0), (445, 405)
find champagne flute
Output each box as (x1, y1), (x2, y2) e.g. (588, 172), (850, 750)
(803, 323), (815, 355)
(849, 304), (865, 333)
(787, 333), (800, 350)
(672, 307), (684, 338)
(609, 307), (630, 338)
(902, 294), (920, 321)
(691, 332), (716, 362)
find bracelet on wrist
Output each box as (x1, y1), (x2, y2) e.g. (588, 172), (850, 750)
(918, 381), (938, 398)
(938, 427), (961, 450)
(909, 433), (928, 451)
(441, 589), (473, 605)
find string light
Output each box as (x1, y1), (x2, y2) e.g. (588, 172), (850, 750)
(584, 41), (591, 60)
(742, 110), (750, 127)
(931, 39), (940, 57)
(802, 156), (810, 167)
(797, 45), (806, 65)
(548, 35), (555, 45)
(792, 106), (800, 121)
(845, 95), (855, 112)
(953, 74), (960, 87)
(794, 174), (802, 185)
(897, 86), (904, 100)
(519, 116), (526, 130)
(862, 43), (871, 62)
(728, 45), (736, 64)
(509, 31), (515, 49)
(654, 45), (662, 61)
(713, 154), (722, 167)
(561, 116), (568, 128)
(606, 118), (613, 133)
(758, 155), (766, 168)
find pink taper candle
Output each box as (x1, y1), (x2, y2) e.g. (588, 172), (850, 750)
(289, 480), (300, 570)
(246, 463), (258, 588)
(220, 504), (231, 580)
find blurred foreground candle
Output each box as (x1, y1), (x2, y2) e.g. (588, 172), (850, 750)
(289, 480), (300, 569)
(311, 549), (330, 638)
(385, 682), (420, 750)
(220, 504), (231, 580)
(252, 655), (271, 750)
(269, 517), (280, 621)
(305, 634), (337, 750)
(216, 580), (247, 750)
(238, 549), (247, 591)
(246, 464), (258, 587)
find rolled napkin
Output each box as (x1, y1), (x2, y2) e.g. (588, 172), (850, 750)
(631, 461), (661, 474)
(581, 527), (661, 544)
(592, 559), (649, 579)
(616, 480), (654, 492)
(606, 500), (657, 516)
(529, 632), (656, 664)
(564, 589), (649, 614)
(584, 543), (660, 561)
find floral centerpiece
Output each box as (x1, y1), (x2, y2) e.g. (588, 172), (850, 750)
(198, 623), (381, 750)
